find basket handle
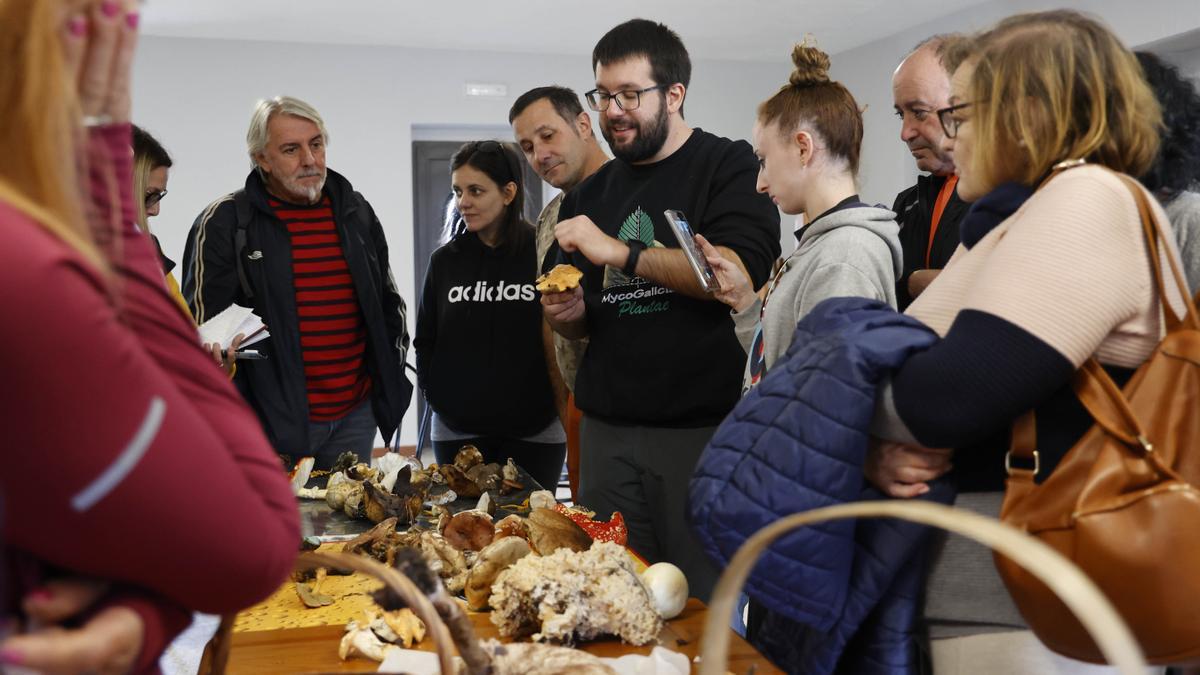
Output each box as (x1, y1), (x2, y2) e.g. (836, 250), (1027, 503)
(202, 550), (460, 675)
(698, 500), (1147, 675)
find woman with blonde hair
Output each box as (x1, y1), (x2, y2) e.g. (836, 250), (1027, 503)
(868, 10), (1184, 673)
(131, 124), (195, 315)
(0, 2), (299, 673)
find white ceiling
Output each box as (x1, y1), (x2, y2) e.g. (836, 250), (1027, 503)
(140, 0), (994, 62)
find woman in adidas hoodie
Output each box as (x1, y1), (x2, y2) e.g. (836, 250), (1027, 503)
(415, 141), (565, 491)
(698, 43), (901, 390)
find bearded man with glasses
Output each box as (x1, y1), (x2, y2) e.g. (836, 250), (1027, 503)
(540, 19), (781, 601)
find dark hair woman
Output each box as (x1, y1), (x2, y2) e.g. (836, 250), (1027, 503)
(1136, 51), (1200, 294)
(414, 141), (566, 491)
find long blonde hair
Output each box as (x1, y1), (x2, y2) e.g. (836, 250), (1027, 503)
(966, 10), (1162, 192)
(0, 0), (108, 272)
(133, 154), (156, 235)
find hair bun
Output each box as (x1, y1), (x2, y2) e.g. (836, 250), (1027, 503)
(789, 43), (832, 87)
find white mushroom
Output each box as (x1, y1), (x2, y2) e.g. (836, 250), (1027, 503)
(367, 612), (399, 643)
(339, 622), (396, 662)
(342, 482), (366, 518)
(476, 491), (494, 516)
(529, 490), (557, 511)
(295, 486), (327, 500)
(640, 562), (688, 620)
(502, 458), (519, 482)
(325, 472), (354, 510)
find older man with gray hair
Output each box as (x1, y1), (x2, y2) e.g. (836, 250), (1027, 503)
(182, 95), (412, 469)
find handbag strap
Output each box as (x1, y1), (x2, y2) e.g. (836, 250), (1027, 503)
(1009, 166), (1199, 470)
(1115, 174), (1199, 331)
(1010, 359), (1181, 479)
(1007, 411), (1040, 477)
(1008, 360), (1150, 477)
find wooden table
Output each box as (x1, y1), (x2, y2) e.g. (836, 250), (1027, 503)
(217, 598), (781, 674)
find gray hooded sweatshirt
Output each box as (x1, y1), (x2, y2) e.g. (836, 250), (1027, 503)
(733, 204), (902, 389)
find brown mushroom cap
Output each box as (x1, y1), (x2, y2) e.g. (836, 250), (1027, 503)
(443, 510), (496, 552)
(494, 514), (529, 541)
(465, 537), (532, 611)
(454, 445), (484, 473)
(439, 464), (482, 498)
(526, 508), (592, 555)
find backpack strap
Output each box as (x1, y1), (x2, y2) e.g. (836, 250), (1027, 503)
(231, 189), (256, 302)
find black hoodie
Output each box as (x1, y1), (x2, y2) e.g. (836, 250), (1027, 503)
(415, 226), (556, 438)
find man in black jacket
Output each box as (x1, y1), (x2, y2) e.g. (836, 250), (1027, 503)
(182, 96), (412, 468)
(891, 36), (970, 310)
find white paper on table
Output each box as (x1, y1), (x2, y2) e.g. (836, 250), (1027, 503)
(601, 646), (691, 675)
(377, 645), (689, 674)
(196, 304), (269, 350)
(377, 648), (442, 674)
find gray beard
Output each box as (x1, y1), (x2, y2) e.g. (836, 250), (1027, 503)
(276, 173), (326, 204)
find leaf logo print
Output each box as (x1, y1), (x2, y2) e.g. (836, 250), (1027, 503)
(618, 207), (655, 247)
(606, 206), (665, 291)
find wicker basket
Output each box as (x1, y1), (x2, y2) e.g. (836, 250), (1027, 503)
(697, 500), (1148, 675)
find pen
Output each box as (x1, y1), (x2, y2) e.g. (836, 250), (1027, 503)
(220, 349), (267, 361)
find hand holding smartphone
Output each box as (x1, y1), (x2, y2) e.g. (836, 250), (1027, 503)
(663, 209), (720, 293)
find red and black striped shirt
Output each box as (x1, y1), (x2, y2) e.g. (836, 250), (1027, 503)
(271, 196), (372, 422)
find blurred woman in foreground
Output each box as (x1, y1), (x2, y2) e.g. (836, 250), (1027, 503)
(0, 2), (299, 672)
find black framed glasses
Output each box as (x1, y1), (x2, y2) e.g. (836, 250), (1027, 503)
(936, 102), (974, 139)
(584, 84), (669, 112)
(144, 189), (167, 208)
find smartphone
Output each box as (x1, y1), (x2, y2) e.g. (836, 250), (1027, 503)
(663, 209), (720, 293)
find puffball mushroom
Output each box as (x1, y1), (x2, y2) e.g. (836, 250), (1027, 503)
(640, 562), (688, 620)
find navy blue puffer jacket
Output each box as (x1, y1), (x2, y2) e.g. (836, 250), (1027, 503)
(689, 297), (956, 674)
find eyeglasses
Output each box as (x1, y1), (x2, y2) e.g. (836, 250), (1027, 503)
(936, 102), (974, 139)
(584, 85), (669, 112)
(144, 189), (168, 208)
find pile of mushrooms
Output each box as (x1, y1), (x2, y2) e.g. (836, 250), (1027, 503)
(325, 458), (429, 525)
(435, 446), (525, 499)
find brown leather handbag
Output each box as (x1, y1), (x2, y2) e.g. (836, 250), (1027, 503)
(994, 170), (1200, 664)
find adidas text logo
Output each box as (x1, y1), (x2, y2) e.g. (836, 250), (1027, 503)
(447, 281), (537, 303)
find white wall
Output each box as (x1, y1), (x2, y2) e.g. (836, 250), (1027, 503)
(132, 0), (1200, 446)
(132, 36), (787, 445)
(828, 0), (1200, 206)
